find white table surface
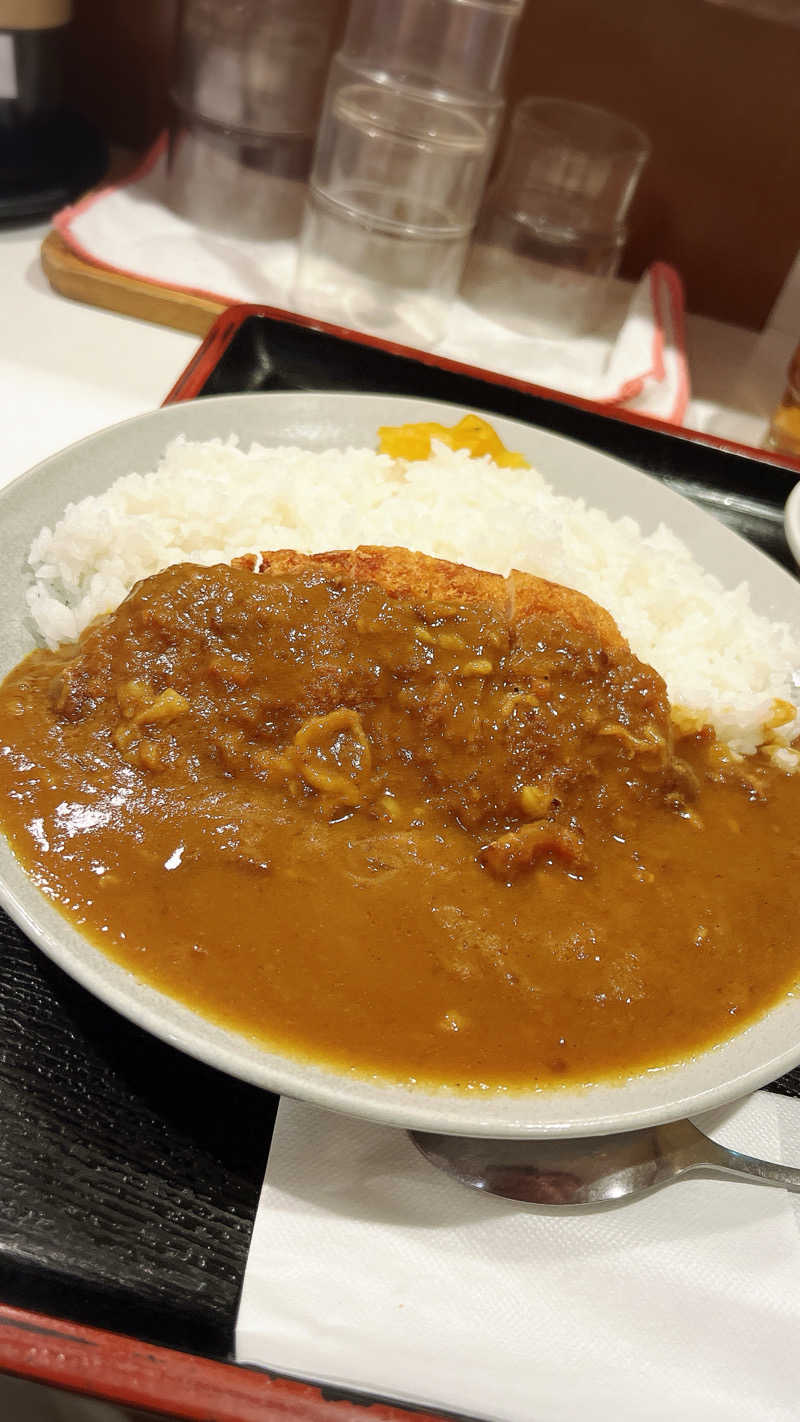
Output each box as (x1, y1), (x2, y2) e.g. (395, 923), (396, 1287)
(0, 222), (198, 491)
(1, 219), (796, 493)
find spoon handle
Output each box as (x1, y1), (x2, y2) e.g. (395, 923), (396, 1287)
(702, 1139), (800, 1192)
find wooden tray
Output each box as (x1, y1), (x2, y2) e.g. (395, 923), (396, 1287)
(40, 229), (227, 337)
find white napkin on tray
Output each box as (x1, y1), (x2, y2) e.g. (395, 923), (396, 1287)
(235, 1091), (800, 1422)
(54, 137), (689, 423)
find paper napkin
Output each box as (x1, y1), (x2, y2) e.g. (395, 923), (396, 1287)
(236, 1091), (800, 1422)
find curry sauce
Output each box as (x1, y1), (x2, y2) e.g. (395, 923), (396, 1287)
(1, 548), (799, 1090)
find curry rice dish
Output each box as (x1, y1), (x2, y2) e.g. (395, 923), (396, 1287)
(1, 541), (799, 1092)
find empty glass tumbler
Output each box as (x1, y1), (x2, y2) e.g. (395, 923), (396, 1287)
(462, 96), (651, 338)
(335, 0), (524, 99)
(293, 0), (526, 345)
(166, 0), (344, 240)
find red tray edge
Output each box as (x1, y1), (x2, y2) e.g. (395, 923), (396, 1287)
(163, 301), (800, 477)
(0, 1302), (453, 1422)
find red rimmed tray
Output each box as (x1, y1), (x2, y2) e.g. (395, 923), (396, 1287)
(165, 302), (800, 570)
(167, 301), (800, 467)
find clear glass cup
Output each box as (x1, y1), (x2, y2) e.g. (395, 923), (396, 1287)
(170, 0), (343, 135)
(461, 96), (651, 339)
(294, 76), (499, 344)
(167, 118), (314, 240)
(293, 0), (525, 346)
(166, 0), (344, 239)
(295, 184), (474, 345)
(311, 66), (502, 231)
(338, 0), (525, 99)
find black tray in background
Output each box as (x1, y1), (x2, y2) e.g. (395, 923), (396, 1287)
(194, 312), (800, 573)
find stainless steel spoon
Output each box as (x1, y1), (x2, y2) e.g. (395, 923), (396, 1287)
(410, 1117), (800, 1207)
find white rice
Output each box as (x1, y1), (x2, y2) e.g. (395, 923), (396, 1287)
(26, 435), (800, 762)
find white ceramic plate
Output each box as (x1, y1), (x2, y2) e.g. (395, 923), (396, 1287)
(785, 479), (800, 569)
(2, 391), (800, 1139)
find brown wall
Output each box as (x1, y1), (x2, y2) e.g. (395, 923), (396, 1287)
(66, 0), (800, 329)
(67, 0), (177, 149)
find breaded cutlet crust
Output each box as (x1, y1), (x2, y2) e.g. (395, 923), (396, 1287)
(232, 545), (625, 650)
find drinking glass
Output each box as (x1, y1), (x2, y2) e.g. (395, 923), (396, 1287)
(462, 96), (651, 339)
(166, 0), (344, 240)
(292, 0), (525, 345)
(337, 0), (525, 99)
